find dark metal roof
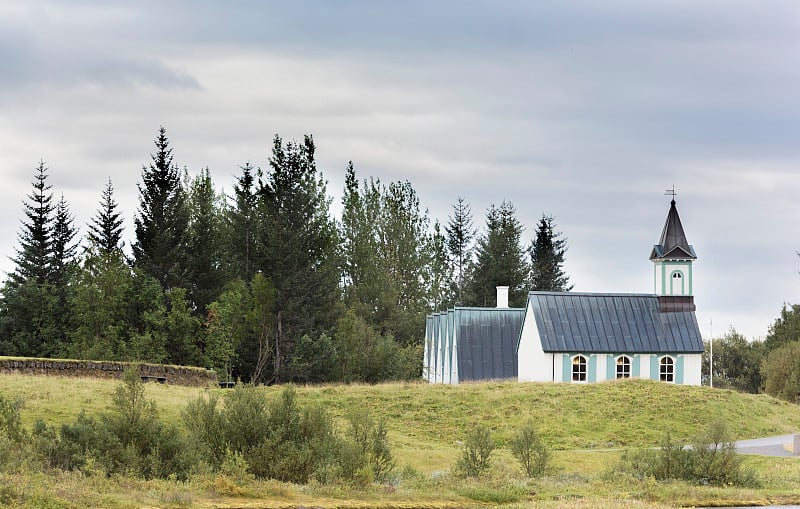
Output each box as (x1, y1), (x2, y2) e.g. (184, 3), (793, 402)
(426, 307), (525, 382)
(526, 292), (704, 353)
(650, 199), (697, 260)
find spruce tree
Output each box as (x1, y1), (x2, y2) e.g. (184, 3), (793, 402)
(225, 162), (259, 282)
(185, 167), (225, 315)
(256, 134), (340, 382)
(87, 178), (124, 256)
(132, 126), (190, 290)
(529, 215), (573, 292)
(11, 161), (54, 284)
(465, 201), (529, 307)
(51, 193), (78, 288)
(445, 197), (475, 305)
(1, 162), (59, 356)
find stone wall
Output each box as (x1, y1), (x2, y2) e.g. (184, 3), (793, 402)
(0, 358), (218, 387)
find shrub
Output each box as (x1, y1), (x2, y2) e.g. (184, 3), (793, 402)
(182, 393), (226, 468)
(456, 424), (494, 478)
(341, 408), (396, 483)
(614, 420), (756, 487)
(509, 419), (550, 478)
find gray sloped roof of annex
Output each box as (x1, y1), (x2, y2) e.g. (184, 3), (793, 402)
(526, 292), (704, 353)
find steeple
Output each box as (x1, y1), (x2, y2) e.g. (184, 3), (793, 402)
(649, 199), (697, 261)
(650, 197), (696, 298)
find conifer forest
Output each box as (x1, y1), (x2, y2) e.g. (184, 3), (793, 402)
(0, 127), (572, 384)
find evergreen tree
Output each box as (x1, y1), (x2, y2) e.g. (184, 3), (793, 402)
(10, 161), (54, 284)
(50, 193), (79, 354)
(378, 180), (431, 345)
(425, 220), (453, 311)
(224, 162), (259, 282)
(51, 194), (78, 288)
(185, 168), (225, 315)
(0, 161), (60, 356)
(340, 163), (384, 321)
(132, 126), (190, 290)
(87, 178), (124, 255)
(529, 215), (573, 292)
(465, 201), (529, 307)
(255, 134), (340, 382)
(445, 197), (474, 305)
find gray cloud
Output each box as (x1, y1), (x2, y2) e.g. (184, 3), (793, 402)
(1, 0), (799, 340)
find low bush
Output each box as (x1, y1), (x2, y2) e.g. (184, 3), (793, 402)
(455, 424), (494, 478)
(614, 419), (758, 487)
(509, 418), (550, 478)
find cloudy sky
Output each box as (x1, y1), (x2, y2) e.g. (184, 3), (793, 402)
(1, 1), (799, 340)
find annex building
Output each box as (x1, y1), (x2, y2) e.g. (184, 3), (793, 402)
(424, 198), (704, 385)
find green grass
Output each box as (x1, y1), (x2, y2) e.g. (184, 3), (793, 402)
(4, 373), (800, 508)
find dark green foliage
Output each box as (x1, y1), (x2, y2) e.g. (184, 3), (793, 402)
(256, 134), (340, 382)
(703, 328), (765, 393)
(288, 333), (337, 384)
(465, 201), (529, 307)
(762, 340), (800, 402)
(87, 178), (125, 255)
(529, 214), (573, 292)
(11, 161), (54, 285)
(340, 164), (434, 347)
(615, 420), (755, 487)
(224, 162), (259, 283)
(132, 126), (190, 291)
(509, 419), (550, 477)
(456, 424), (495, 478)
(332, 309), (420, 383)
(445, 197), (475, 305)
(764, 303), (800, 352)
(185, 168), (225, 315)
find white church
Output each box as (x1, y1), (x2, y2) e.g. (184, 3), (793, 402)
(424, 198), (704, 385)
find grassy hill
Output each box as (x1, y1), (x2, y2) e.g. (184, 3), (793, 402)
(4, 373), (800, 508)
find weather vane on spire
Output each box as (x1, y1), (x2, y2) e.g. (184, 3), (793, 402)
(665, 185), (677, 200)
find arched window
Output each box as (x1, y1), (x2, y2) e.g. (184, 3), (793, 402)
(572, 355), (587, 382)
(670, 271), (685, 295)
(659, 356), (675, 383)
(616, 355), (631, 379)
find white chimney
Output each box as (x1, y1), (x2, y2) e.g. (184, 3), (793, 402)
(496, 286), (509, 308)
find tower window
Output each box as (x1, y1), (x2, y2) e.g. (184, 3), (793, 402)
(572, 355), (587, 382)
(672, 272), (682, 279)
(616, 355), (631, 379)
(659, 356), (675, 383)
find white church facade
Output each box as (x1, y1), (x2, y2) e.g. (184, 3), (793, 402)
(424, 198), (705, 385)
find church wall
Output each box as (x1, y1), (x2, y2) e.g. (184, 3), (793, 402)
(517, 303), (554, 382)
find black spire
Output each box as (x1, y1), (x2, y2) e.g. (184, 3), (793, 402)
(650, 199), (696, 260)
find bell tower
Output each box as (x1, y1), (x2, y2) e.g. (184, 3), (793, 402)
(649, 190), (696, 302)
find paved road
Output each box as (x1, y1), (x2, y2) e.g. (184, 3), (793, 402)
(734, 434), (796, 457)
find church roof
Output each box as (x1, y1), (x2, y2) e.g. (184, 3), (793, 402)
(649, 199), (697, 260)
(525, 292), (704, 353)
(426, 307), (524, 382)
